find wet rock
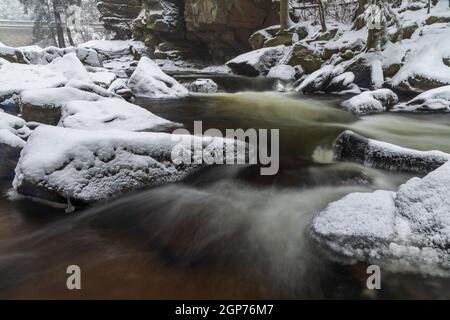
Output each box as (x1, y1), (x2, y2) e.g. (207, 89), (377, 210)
(267, 65), (296, 82)
(340, 89), (398, 115)
(295, 65), (358, 94)
(333, 130), (450, 174)
(392, 85), (450, 112)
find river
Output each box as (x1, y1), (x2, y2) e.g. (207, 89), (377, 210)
(1, 85), (450, 299)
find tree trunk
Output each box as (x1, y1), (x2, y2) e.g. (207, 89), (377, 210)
(354, 0), (368, 20)
(279, 0), (292, 34)
(52, 0), (66, 48)
(428, 0), (431, 14)
(317, 0), (327, 32)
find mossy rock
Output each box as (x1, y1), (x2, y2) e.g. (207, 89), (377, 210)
(263, 33), (293, 48)
(286, 43), (322, 74)
(340, 50), (354, 61)
(322, 47), (339, 60)
(311, 28), (338, 42)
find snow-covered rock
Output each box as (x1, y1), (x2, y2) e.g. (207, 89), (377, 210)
(0, 110), (31, 149)
(226, 46), (289, 77)
(311, 161), (450, 276)
(392, 85), (450, 112)
(19, 87), (103, 124)
(58, 98), (177, 132)
(65, 80), (117, 98)
(267, 65), (296, 82)
(295, 65), (358, 94)
(340, 89), (399, 115)
(128, 57), (189, 99)
(79, 40), (146, 61)
(88, 71), (117, 89)
(334, 130), (450, 174)
(185, 79), (219, 93)
(13, 125), (245, 203)
(108, 78), (133, 99)
(0, 53), (99, 103)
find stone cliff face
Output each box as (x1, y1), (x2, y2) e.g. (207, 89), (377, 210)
(98, 0), (278, 62)
(97, 0), (143, 39)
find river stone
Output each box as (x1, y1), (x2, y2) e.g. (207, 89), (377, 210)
(286, 43), (323, 74)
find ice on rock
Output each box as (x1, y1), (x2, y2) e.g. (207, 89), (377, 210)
(340, 89), (398, 115)
(392, 85), (450, 112)
(19, 87), (104, 124)
(185, 79), (219, 93)
(58, 98), (177, 132)
(312, 161), (450, 276)
(13, 125), (245, 203)
(128, 57), (188, 99)
(0, 110), (31, 148)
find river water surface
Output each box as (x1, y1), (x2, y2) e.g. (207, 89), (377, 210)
(1, 87), (450, 299)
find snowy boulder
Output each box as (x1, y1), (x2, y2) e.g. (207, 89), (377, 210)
(267, 65), (296, 82)
(79, 40), (146, 62)
(226, 46), (289, 77)
(128, 57), (189, 99)
(392, 85), (450, 112)
(0, 61), (66, 103)
(286, 43), (323, 74)
(65, 80), (117, 98)
(19, 88), (103, 125)
(185, 79), (219, 93)
(334, 130), (450, 174)
(0, 110), (31, 149)
(58, 98), (178, 132)
(340, 89), (399, 115)
(311, 161), (450, 276)
(0, 45), (27, 64)
(13, 125), (245, 204)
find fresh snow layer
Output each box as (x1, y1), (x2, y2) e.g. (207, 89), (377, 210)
(58, 98), (176, 132)
(128, 57), (188, 99)
(89, 71), (117, 89)
(312, 161), (450, 276)
(13, 125), (245, 203)
(340, 89), (399, 115)
(267, 65), (296, 82)
(0, 110), (31, 148)
(393, 85), (450, 112)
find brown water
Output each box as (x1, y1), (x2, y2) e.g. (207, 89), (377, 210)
(1, 91), (450, 299)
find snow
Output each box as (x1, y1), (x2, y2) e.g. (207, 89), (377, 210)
(13, 125), (244, 203)
(128, 57), (189, 99)
(267, 65), (296, 82)
(88, 71), (117, 88)
(48, 53), (92, 82)
(227, 46), (289, 77)
(185, 79), (219, 93)
(340, 89), (398, 115)
(392, 85), (450, 112)
(0, 110), (31, 148)
(58, 98), (176, 132)
(65, 80), (117, 98)
(20, 87), (103, 109)
(312, 161), (450, 276)
(79, 40), (146, 60)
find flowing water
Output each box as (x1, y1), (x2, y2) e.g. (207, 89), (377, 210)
(1, 86), (450, 299)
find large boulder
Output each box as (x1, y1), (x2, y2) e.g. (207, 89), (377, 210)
(128, 57), (189, 98)
(226, 46), (289, 77)
(0, 110), (31, 149)
(13, 125), (245, 204)
(340, 89), (399, 116)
